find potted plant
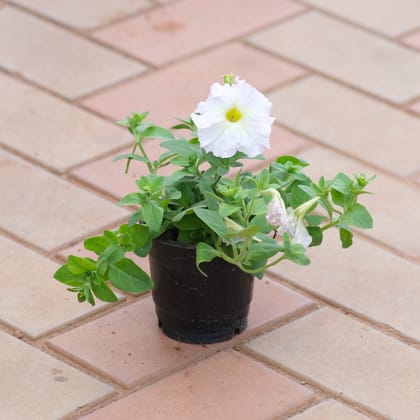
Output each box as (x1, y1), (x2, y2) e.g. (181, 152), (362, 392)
(54, 74), (374, 344)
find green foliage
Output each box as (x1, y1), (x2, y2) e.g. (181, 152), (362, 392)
(54, 113), (374, 305)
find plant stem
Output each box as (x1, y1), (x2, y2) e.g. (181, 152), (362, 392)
(137, 141), (154, 174)
(125, 142), (138, 174)
(321, 220), (339, 231)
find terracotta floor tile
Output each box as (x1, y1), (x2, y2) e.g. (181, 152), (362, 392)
(0, 235), (113, 339)
(0, 331), (112, 420)
(82, 42), (306, 125)
(0, 151), (129, 252)
(0, 74), (131, 172)
(269, 76), (420, 177)
(296, 146), (420, 258)
(71, 141), (170, 199)
(302, 0), (420, 36)
(249, 12), (420, 103)
(269, 229), (420, 341)
(247, 278), (315, 331)
(47, 276), (313, 387)
(290, 399), (370, 420)
(12, 0), (152, 30)
(93, 0), (304, 66)
(408, 98), (420, 115)
(245, 308), (420, 419)
(403, 30), (420, 51)
(47, 297), (215, 388)
(0, 7), (144, 98)
(81, 350), (314, 420)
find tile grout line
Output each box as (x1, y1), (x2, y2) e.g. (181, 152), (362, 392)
(265, 270), (420, 350)
(1, 2), (419, 418)
(2, 1), (416, 123)
(83, 1), (159, 33)
(396, 24), (420, 40)
(238, 344), (386, 420)
(4, 0), (155, 68)
(62, 304), (322, 418)
(295, 0), (420, 47)
(74, 15), (313, 106)
(272, 115), (420, 185)
(244, 37), (420, 111)
(0, 66), (141, 135)
(80, 6), (311, 78)
(75, 38), (308, 105)
(0, 137), (131, 179)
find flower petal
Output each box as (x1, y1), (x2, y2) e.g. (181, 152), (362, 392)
(192, 77), (275, 158)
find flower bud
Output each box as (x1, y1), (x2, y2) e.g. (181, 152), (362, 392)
(294, 197), (319, 220)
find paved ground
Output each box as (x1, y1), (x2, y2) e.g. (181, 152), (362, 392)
(1, 0), (420, 419)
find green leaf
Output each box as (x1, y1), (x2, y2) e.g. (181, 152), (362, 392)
(257, 169), (270, 190)
(160, 140), (199, 156)
(119, 192), (143, 206)
(283, 234), (310, 266)
(250, 198), (267, 215)
(331, 173), (353, 194)
(173, 213), (202, 231)
(245, 240), (282, 262)
(128, 209), (144, 226)
(193, 208), (227, 237)
(290, 184), (312, 208)
(108, 258), (153, 293)
(97, 244), (125, 277)
(218, 203), (240, 218)
(341, 203), (373, 229)
(141, 201), (163, 233)
(172, 123), (191, 130)
(307, 226), (323, 247)
(84, 236), (108, 255)
(171, 155), (193, 167)
(91, 279), (118, 303)
(54, 265), (84, 287)
(225, 226), (259, 241)
(117, 112), (148, 128)
(113, 153), (148, 164)
(195, 242), (221, 275)
(127, 224), (150, 250)
(138, 126), (174, 141)
(77, 290), (86, 303)
(103, 230), (119, 244)
(305, 215), (325, 226)
(339, 228), (353, 248)
(276, 155), (309, 167)
(100, 244), (125, 265)
(67, 256), (96, 274)
(249, 214), (272, 234)
(331, 189), (353, 209)
(298, 184), (317, 198)
(83, 285), (95, 306)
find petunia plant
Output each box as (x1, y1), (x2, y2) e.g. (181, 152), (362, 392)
(54, 74), (374, 305)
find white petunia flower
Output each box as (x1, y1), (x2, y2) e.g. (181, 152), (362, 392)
(292, 219), (312, 249)
(191, 77), (275, 158)
(266, 193), (318, 249)
(266, 189), (288, 227)
(278, 210), (312, 249)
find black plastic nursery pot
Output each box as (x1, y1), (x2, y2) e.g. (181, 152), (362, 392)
(149, 238), (254, 344)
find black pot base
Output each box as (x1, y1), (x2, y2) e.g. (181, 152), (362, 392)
(150, 238), (254, 345)
(157, 317), (247, 344)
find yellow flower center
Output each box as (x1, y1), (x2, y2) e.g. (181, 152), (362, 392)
(225, 107), (242, 123)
